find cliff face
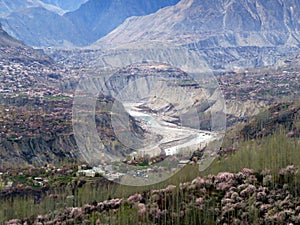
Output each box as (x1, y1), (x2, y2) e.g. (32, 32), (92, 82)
(0, 25), (80, 168)
(0, 134), (78, 168)
(240, 100), (300, 139)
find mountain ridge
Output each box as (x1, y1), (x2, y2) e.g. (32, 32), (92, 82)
(64, 0), (180, 44)
(0, 6), (88, 47)
(0, 0), (180, 47)
(94, 0), (300, 48)
(40, 0), (88, 12)
(0, 0), (66, 16)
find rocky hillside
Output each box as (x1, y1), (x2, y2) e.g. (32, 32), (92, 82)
(0, 23), (24, 48)
(47, 49), (300, 130)
(65, 0), (180, 44)
(0, 7), (87, 47)
(92, 0), (300, 70)
(0, 23), (80, 167)
(96, 0), (300, 47)
(239, 99), (300, 140)
(0, 23), (66, 90)
(0, 0), (179, 47)
(0, 27), (148, 167)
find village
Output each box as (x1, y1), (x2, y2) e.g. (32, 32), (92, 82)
(218, 65), (300, 103)
(0, 46), (78, 140)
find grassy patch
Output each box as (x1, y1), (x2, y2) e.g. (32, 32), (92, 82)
(201, 130), (300, 177)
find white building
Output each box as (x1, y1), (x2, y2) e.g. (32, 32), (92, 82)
(76, 169), (96, 177)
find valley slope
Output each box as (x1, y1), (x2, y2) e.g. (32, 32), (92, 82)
(91, 0), (300, 70)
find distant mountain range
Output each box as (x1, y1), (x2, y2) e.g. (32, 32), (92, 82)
(39, 0), (88, 11)
(1, 0), (300, 69)
(0, 0), (66, 16)
(0, 0), (88, 16)
(65, 0), (180, 44)
(0, 23), (53, 64)
(0, 0), (180, 47)
(86, 0), (300, 71)
(95, 0), (300, 48)
(1, 7), (87, 47)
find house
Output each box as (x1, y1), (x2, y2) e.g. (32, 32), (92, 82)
(76, 169), (96, 177)
(78, 164), (88, 170)
(179, 160), (190, 165)
(164, 147), (178, 156)
(34, 177), (44, 186)
(34, 177), (43, 182)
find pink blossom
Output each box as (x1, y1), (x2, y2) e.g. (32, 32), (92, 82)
(7, 219), (21, 225)
(260, 204), (272, 213)
(221, 198), (234, 205)
(164, 185), (176, 193)
(106, 198), (122, 208)
(215, 172), (236, 191)
(138, 203), (147, 217)
(242, 168), (254, 175)
(155, 208), (162, 218)
(295, 214), (300, 223)
(195, 197), (204, 205)
(270, 212), (285, 221)
(279, 165), (296, 176)
(245, 174), (258, 184)
(127, 193), (142, 203)
(97, 202), (104, 211)
(256, 191), (267, 201)
(240, 184), (256, 197)
(216, 182), (232, 191)
(187, 184), (197, 191)
(69, 207), (83, 218)
(216, 172), (235, 183)
(150, 189), (160, 194)
(191, 177), (205, 186)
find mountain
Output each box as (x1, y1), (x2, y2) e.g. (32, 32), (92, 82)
(0, 0), (33, 17)
(0, 22), (79, 167)
(88, 0), (300, 70)
(0, 0), (90, 47)
(40, 0), (88, 12)
(0, 23), (53, 65)
(0, 22), (23, 48)
(96, 0), (300, 48)
(0, 0), (180, 47)
(64, 0), (180, 44)
(0, 7), (88, 47)
(0, 0), (65, 16)
(0, 0), (87, 18)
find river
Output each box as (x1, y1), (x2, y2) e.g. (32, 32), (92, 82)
(124, 103), (216, 158)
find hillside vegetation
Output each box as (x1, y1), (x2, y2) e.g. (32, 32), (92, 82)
(3, 99), (300, 224)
